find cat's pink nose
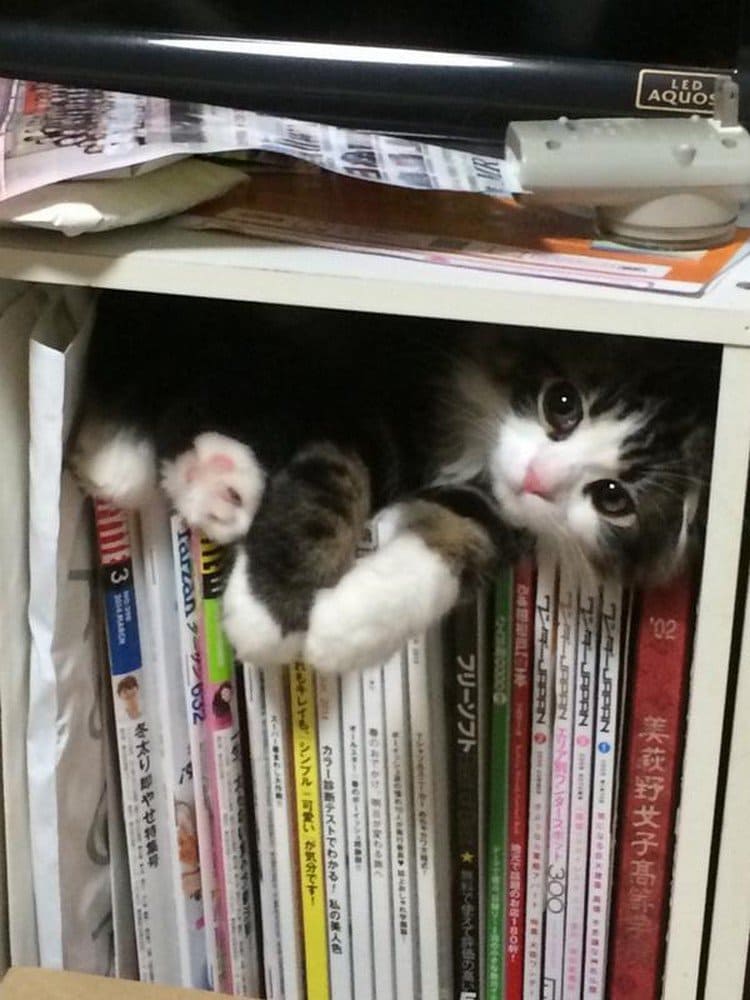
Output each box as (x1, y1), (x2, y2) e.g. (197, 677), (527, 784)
(522, 465), (552, 498)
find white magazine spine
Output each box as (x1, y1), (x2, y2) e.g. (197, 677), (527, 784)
(427, 626), (454, 1000)
(562, 582), (600, 1000)
(384, 648), (419, 1000)
(125, 511), (182, 984)
(362, 662), (396, 1000)
(316, 672), (355, 1000)
(524, 555), (558, 1000)
(168, 513), (217, 988)
(211, 697), (260, 996)
(140, 499), (207, 988)
(542, 566), (579, 1000)
(101, 659), (138, 981)
(341, 668), (375, 1000)
(243, 663), (284, 1000)
(407, 630), (449, 1000)
(262, 666), (304, 1000)
(583, 580), (624, 999)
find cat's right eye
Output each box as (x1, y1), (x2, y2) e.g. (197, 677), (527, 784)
(586, 479), (636, 519)
(540, 380), (583, 438)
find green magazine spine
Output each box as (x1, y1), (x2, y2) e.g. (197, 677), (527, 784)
(486, 568), (514, 1000)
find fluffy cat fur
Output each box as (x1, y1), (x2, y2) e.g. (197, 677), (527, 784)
(71, 292), (717, 673)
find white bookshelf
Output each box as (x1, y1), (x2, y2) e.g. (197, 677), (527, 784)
(0, 221), (747, 999)
(1, 223), (750, 344)
(704, 559), (750, 1000)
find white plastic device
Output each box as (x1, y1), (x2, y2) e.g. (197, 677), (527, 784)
(505, 79), (750, 248)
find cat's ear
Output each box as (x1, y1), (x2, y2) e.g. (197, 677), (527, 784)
(682, 421), (713, 471)
(466, 325), (556, 383)
(463, 325), (519, 377)
(650, 353), (720, 411)
(678, 422), (713, 560)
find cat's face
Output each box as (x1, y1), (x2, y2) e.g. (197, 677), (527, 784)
(485, 351), (714, 583)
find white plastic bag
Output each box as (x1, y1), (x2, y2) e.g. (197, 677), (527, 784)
(27, 288), (114, 972)
(0, 280), (48, 969)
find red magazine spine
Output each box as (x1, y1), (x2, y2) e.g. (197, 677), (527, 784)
(505, 559), (535, 1000)
(607, 573), (694, 1000)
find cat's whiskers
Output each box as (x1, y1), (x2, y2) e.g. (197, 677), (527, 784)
(639, 465), (708, 486)
(532, 501), (596, 582)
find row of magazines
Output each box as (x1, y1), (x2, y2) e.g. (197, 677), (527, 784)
(92, 492), (694, 1000)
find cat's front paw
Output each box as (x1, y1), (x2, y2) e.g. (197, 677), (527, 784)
(304, 584), (404, 674)
(69, 419), (157, 508)
(162, 432), (265, 545)
(304, 531), (461, 673)
(222, 550), (305, 667)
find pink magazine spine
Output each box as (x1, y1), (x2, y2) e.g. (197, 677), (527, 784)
(562, 582), (601, 1000)
(542, 566), (579, 998)
(505, 559), (535, 1000)
(523, 555), (558, 1000)
(583, 580), (624, 999)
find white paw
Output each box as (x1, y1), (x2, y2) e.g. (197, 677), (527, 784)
(162, 432), (265, 544)
(222, 551), (304, 667)
(305, 587), (402, 673)
(304, 531), (461, 673)
(69, 419), (157, 508)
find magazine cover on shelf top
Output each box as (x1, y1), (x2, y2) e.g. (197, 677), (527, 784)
(175, 171), (750, 294)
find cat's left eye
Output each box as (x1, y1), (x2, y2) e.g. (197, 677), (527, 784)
(586, 479), (636, 519)
(540, 380), (583, 438)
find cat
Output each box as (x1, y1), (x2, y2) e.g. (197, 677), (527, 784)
(71, 291), (716, 673)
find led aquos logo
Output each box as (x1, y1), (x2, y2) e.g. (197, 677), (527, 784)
(636, 70), (721, 114)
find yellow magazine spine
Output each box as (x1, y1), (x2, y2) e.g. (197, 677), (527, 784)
(289, 661), (330, 1000)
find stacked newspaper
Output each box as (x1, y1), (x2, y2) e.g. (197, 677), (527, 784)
(0, 78), (519, 203)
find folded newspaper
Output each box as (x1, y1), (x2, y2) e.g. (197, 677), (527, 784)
(173, 171), (750, 294)
(0, 78), (520, 202)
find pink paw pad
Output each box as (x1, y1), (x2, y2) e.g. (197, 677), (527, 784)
(162, 432), (265, 544)
(184, 453), (236, 483)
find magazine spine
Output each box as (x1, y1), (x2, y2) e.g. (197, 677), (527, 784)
(384, 648), (419, 999)
(477, 589), (490, 998)
(168, 513), (218, 989)
(607, 576), (694, 1000)
(446, 594), (484, 1000)
(289, 661), (331, 1000)
(523, 556), (558, 1000)
(486, 569), (513, 1000)
(583, 580), (624, 999)
(407, 629), (450, 1000)
(543, 566), (579, 999)
(192, 531), (260, 997)
(263, 666), (305, 1000)
(92, 500), (168, 983)
(363, 661), (396, 1000)
(505, 560), (535, 1000)
(243, 663), (283, 1000)
(562, 581), (601, 1000)
(429, 624), (455, 1000)
(341, 667), (375, 1000)
(316, 672), (354, 1000)
(139, 499), (208, 988)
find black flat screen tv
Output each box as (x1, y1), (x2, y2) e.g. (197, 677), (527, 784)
(0, 1), (748, 144)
